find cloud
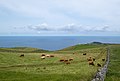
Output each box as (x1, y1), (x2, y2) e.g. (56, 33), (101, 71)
(27, 23), (81, 32)
(26, 23), (110, 33)
(93, 26), (109, 32)
(60, 23), (79, 32)
(84, 25), (110, 32)
(28, 23), (53, 31)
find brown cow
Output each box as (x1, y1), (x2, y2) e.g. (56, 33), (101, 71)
(69, 58), (73, 61)
(64, 59), (69, 62)
(66, 62), (70, 64)
(88, 61), (94, 66)
(41, 54), (45, 56)
(87, 57), (92, 61)
(50, 55), (54, 57)
(59, 59), (64, 62)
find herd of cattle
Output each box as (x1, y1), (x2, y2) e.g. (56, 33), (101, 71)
(19, 52), (105, 67)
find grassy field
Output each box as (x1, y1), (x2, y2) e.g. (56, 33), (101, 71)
(0, 44), (110, 81)
(105, 45), (120, 81)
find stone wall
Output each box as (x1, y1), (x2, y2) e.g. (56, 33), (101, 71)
(91, 48), (110, 81)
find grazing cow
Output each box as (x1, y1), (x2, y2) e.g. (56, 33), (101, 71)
(66, 62), (70, 64)
(46, 54), (50, 57)
(20, 54), (24, 57)
(88, 61), (94, 66)
(41, 56), (45, 59)
(59, 59), (64, 62)
(97, 63), (101, 67)
(102, 59), (105, 61)
(50, 55), (54, 57)
(41, 54), (45, 56)
(83, 53), (86, 55)
(93, 58), (95, 61)
(69, 58), (73, 61)
(87, 57), (92, 61)
(64, 59), (69, 62)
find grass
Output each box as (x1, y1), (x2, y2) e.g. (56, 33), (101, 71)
(0, 44), (108, 81)
(59, 44), (107, 51)
(105, 45), (120, 81)
(0, 47), (49, 53)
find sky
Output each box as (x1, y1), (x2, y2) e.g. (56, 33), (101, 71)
(0, 0), (120, 36)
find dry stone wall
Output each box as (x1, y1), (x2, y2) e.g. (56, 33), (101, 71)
(91, 48), (110, 81)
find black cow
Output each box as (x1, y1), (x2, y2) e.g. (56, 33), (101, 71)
(20, 54), (24, 57)
(97, 63), (101, 67)
(83, 53), (86, 55)
(102, 59), (105, 61)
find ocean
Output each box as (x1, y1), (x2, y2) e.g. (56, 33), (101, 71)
(0, 36), (120, 51)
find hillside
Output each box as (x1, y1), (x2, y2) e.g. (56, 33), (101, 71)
(59, 43), (108, 51)
(0, 47), (49, 53)
(0, 44), (119, 81)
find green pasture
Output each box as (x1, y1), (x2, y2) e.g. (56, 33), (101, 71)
(0, 44), (109, 81)
(105, 45), (120, 81)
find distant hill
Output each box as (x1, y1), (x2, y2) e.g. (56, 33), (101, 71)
(90, 42), (103, 44)
(59, 43), (107, 51)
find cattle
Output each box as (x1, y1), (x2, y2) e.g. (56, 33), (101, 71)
(50, 55), (54, 57)
(46, 54), (50, 57)
(102, 59), (105, 61)
(97, 63), (101, 67)
(93, 58), (95, 61)
(87, 57), (93, 61)
(83, 53), (86, 55)
(41, 54), (45, 56)
(59, 59), (64, 62)
(66, 62), (70, 64)
(20, 54), (24, 57)
(88, 61), (94, 66)
(69, 58), (73, 61)
(41, 56), (45, 59)
(64, 59), (69, 62)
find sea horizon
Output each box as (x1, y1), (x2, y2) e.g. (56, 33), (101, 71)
(0, 36), (120, 51)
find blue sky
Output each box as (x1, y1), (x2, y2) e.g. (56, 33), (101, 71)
(0, 0), (120, 36)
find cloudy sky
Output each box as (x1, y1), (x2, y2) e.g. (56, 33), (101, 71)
(0, 0), (120, 36)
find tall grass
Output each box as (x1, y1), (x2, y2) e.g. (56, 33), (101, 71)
(105, 45), (120, 81)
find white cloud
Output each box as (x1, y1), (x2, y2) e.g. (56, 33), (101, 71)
(28, 23), (53, 31)
(26, 23), (110, 33)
